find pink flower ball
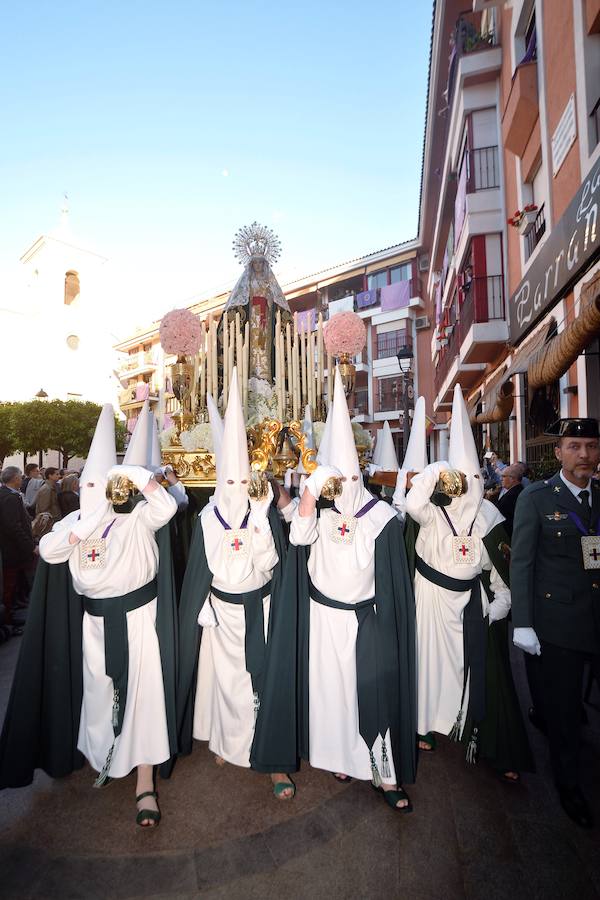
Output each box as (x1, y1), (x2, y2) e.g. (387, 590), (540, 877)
(159, 308), (203, 357)
(324, 311), (367, 356)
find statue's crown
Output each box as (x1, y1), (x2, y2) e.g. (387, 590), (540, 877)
(232, 222), (282, 266)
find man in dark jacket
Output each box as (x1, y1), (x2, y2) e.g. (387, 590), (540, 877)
(0, 467), (35, 634)
(495, 465), (524, 537)
(511, 418), (600, 829)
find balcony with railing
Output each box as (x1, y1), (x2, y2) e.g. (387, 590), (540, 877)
(467, 146), (500, 192)
(118, 349), (158, 377)
(353, 389), (370, 418)
(376, 330), (412, 360)
(447, 10), (501, 109)
(434, 275), (508, 403)
(524, 204), (546, 260)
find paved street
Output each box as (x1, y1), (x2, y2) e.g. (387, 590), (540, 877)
(1, 635), (599, 900)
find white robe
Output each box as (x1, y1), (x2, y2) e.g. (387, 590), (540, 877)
(193, 505), (278, 767)
(405, 469), (510, 737)
(39, 487), (177, 777)
(290, 501), (398, 782)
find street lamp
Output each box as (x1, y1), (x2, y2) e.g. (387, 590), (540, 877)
(397, 345), (414, 461)
(34, 389), (49, 466)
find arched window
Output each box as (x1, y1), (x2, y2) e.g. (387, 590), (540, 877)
(64, 270), (80, 305)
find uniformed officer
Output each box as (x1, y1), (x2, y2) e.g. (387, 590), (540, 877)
(511, 418), (600, 829)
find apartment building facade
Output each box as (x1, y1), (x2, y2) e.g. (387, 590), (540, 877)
(420, 0), (600, 472)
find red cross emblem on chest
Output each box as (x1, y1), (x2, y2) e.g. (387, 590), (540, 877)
(590, 548), (600, 562)
(87, 549), (100, 562)
(458, 543), (469, 557)
(338, 522), (350, 537)
(231, 537), (243, 552)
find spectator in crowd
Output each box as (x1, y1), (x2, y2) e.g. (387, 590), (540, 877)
(0, 466), (35, 635)
(58, 474), (80, 517)
(494, 464), (524, 537)
(24, 472), (45, 516)
(35, 467), (62, 521)
(21, 464), (40, 497)
(516, 461), (532, 486)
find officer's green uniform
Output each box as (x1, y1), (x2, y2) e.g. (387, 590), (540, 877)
(511, 470), (600, 790)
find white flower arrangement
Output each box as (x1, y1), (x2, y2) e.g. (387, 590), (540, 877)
(247, 377), (278, 426)
(180, 423), (214, 452)
(159, 426), (177, 449)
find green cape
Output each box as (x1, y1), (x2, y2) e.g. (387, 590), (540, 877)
(175, 504), (287, 759)
(251, 514), (418, 784)
(403, 515), (533, 771)
(0, 523), (178, 789)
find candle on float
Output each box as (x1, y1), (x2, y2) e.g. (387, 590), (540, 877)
(191, 348), (200, 416)
(222, 313), (229, 409)
(307, 326), (314, 414)
(243, 321), (250, 416)
(317, 313), (324, 408)
(275, 309), (283, 421)
(280, 326), (286, 421)
(228, 319), (235, 402)
(235, 312), (242, 379)
(212, 317), (218, 411)
(327, 351), (333, 408)
(301, 324), (308, 407)
(206, 315), (213, 401)
(200, 324), (206, 411)
(286, 321), (292, 420)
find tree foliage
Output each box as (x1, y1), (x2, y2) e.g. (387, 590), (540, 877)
(0, 403), (18, 467)
(7, 400), (126, 467)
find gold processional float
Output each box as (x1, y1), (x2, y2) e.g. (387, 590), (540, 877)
(147, 224), (375, 500)
(109, 224), (468, 505)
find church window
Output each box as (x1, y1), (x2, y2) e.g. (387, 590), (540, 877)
(64, 270), (80, 305)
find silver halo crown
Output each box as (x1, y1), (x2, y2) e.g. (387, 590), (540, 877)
(232, 222), (282, 267)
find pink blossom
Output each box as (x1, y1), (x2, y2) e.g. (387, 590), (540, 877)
(324, 311), (367, 356)
(159, 308), (203, 357)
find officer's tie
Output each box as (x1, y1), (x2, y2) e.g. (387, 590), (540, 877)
(578, 489), (591, 528)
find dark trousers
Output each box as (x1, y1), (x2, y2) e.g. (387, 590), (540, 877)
(538, 640), (600, 789)
(1, 567), (21, 625)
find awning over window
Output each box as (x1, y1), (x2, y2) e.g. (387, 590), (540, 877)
(469, 318), (556, 424)
(528, 271), (600, 389)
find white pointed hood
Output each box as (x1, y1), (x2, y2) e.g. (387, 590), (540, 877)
(447, 382), (484, 519)
(402, 397), (428, 471)
(329, 367), (372, 516)
(316, 402), (333, 465)
(393, 396), (429, 516)
(149, 413), (162, 470)
(124, 400), (152, 466)
(213, 368), (250, 526)
(377, 421), (399, 472)
(80, 404), (117, 518)
(296, 404), (315, 475)
(207, 393), (224, 460)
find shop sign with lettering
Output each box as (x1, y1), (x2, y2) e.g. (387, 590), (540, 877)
(509, 161), (600, 344)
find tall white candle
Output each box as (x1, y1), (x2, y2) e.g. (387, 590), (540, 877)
(206, 315), (213, 402)
(286, 322), (292, 420)
(243, 321), (250, 417)
(222, 313), (229, 409)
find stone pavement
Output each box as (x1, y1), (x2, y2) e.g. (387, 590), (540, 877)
(1, 636), (599, 900)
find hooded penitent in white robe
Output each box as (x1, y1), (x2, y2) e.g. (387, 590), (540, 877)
(290, 368), (399, 781)
(193, 370), (279, 767)
(392, 396), (428, 519)
(39, 405), (177, 778)
(405, 385), (510, 738)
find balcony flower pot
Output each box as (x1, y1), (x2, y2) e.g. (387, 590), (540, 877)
(518, 208), (538, 237)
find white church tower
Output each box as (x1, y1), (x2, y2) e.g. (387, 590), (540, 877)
(2, 199), (117, 403)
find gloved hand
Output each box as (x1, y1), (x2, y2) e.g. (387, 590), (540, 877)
(304, 465), (343, 501)
(107, 465), (154, 492)
(392, 469), (408, 510)
(366, 463), (381, 477)
(488, 594), (511, 624)
(71, 501), (110, 542)
(249, 482), (274, 529)
(513, 626), (541, 655)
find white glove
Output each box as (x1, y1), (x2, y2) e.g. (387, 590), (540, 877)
(367, 463), (381, 477)
(107, 465), (153, 492)
(249, 482), (274, 528)
(71, 501), (110, 542)
(488, 595), (511, 624)
(304, 465), (343, 500)
(392, 469), (408, 510)
(513, 626), (541, 656)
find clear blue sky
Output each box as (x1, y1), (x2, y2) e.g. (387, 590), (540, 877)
(0, 1), (432, 332)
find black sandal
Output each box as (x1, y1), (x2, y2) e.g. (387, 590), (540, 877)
(332, 773), (353, 783)
(371, 783), (413, 813)
(136, 790), (161, 827)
